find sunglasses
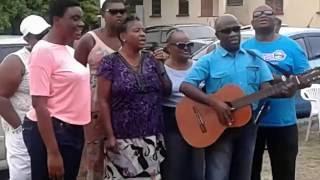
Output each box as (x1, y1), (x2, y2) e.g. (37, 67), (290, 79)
(218, 26), (241, 34)
(105, 9), (127, 15)
(171, 42), (194, 49)
(253, 10), (274, 18)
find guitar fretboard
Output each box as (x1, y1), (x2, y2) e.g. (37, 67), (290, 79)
(231, 82), (288, 109)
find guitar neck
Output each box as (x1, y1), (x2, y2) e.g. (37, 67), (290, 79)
(230, 67), (320, 108)
(231, 82), (290, 109)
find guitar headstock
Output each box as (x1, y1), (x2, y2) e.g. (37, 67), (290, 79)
(298, 67), (320, 84)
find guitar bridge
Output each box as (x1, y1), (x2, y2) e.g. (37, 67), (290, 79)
(192, 106), (207, 133)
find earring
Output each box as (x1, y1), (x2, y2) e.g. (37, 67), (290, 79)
(122, 39), (127, 43)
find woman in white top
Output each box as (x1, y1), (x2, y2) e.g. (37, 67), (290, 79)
(0, 15), (50, 180)
(161, 29), (204, 180)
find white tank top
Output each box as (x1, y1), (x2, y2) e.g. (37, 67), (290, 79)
(1, 47), (31, 132)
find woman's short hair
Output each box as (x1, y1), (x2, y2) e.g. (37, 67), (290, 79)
(48, 0), (81, 25)
(166, 29), (185, 43)
(118, 16), (140, 42)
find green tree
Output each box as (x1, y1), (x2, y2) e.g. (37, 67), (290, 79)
(0, 0), (100, 35)
(0, 0), (30, 34)
(80, 0), (100, 30)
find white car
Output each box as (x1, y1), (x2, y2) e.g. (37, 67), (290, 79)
(0, 35), (27, 170)
(145, 23), (216, 56)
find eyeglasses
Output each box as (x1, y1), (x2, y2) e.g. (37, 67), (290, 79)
(218, 26), (241, 34)
(170, 42), (194, 49)
(253, 10), (274, 18)
(105, 9), (127, 15)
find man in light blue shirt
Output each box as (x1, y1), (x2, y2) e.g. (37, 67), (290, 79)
(242, 5), (311, 180)
(180, 14), (274, 180)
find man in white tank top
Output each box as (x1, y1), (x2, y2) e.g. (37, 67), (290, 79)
(0, 15), (50, 180)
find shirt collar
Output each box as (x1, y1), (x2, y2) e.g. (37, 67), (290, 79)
(217, 46), (246, 57)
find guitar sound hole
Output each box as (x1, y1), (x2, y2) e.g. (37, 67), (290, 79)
(225, 101), (232, 108)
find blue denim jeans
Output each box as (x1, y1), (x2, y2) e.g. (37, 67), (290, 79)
(205, 121), (257, 180)
(161, 106), (205, 180)
(22, 117), (84, 180)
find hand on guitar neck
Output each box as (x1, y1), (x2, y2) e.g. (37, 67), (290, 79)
(273, 74), (310, 98)
(277, 76), (299, 97)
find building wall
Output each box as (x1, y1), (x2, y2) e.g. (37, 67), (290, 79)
(225, 0), (262, 25)
(143, 0), (226, 27)
(283, 0), (320, 27)
(100, 0), (320, 28)
(226, 0), (320, 27)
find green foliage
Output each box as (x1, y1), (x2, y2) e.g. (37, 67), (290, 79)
(0, 0), (29, 33)
(0, 0), (100, 34)
(80, 0), (100, 29)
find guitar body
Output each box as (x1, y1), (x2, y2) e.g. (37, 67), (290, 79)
(176, 85), (252, 148)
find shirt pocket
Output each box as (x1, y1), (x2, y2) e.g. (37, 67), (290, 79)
(208, 72), (231, 92)
(246, 66), (260, 86)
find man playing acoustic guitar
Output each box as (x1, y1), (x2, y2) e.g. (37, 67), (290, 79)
(179, 14), (297, 180)
(242, 5), (311, 180)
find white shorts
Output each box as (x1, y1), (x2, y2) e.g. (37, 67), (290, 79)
(5, 128), (31, 180)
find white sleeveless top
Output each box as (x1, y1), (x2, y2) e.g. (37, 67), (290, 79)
(87, 31), (116, 112)
(1, 47), (31, 132)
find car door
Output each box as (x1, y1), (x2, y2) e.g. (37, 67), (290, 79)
(305, 34), (320, 68)
(290, 33), (320, 118)
(290, 35), (311, 118)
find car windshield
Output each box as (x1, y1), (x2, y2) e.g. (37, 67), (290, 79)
(190, 42), (207, 55)
(179, 26), (215, 40)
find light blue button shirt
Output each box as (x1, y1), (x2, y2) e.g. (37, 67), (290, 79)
(184, 46), (273, 109)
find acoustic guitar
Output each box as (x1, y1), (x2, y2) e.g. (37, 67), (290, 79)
(176, 68), (320, 148)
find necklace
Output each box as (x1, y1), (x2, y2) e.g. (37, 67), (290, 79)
(121, 51), (142, 68)
(126, 55), (141, 68)
(128, 62), (140, 68)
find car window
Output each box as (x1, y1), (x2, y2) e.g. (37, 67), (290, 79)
(294, 38), (308, 57)
(145, 31), (162, 44)
(192, 43), (217, 61)
(0, 45), (24, 63)
(161, 30), (170, 43)
(190, 42), (206, 55)
(307, 36), (320, 59)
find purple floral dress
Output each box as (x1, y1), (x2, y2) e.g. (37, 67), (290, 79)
(97, 52), (165, 179)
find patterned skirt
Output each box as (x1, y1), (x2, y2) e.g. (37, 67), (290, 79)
(104, 135), (165, 180)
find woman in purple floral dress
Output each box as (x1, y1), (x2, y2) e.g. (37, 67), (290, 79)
(97, 16), (172, 180)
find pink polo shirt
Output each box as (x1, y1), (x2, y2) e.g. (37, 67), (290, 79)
(27, 40), (91, 125)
